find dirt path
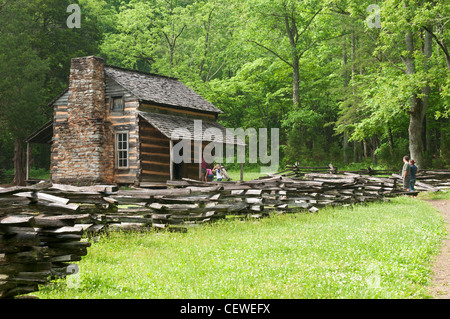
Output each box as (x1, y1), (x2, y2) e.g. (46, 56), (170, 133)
(426, 199), (450, 299)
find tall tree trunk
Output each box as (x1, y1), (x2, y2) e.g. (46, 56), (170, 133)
(351, 32), (356, 78)
(292, 57), (300, 106)
(387, 124), (394, 156)
(284, 8), (300, 107)
(342, 39), (349, 165)
(421, 26), (432, 165)
(409, 97), (425, 166)
(405, 26), (425, 167)
(363, 140), (368, 159)
(372, 135), (378, 166)
(13, 138), (26, 186)
(343, 40), (348, 87)
(199, 7), (214, 80)
(343, 131), (349, 165)
(425, 116), (431, 153)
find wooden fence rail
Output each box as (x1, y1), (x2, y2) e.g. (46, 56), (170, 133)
(1, 168), (449, 298)
(275, 163), (450, 190)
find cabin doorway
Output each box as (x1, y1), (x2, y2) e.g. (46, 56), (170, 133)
(170, 140), (202, 180)
(173, 162), (182, 180)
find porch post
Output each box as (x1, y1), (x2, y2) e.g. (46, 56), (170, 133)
(198, 141), (202, 180)
(25, 142), (30, 181)
(169, 140), (174, 181)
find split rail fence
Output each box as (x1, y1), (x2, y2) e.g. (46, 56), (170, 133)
(1, 166), (449, 298)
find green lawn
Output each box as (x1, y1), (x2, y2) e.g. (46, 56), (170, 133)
(35, 196), (446, 299)
(225, 167), (273, 181)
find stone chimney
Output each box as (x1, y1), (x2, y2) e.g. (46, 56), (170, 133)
(68, 56), (106, 122)
(51, 56), (110, 184)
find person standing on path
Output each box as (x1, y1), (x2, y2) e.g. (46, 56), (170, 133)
(402, 155), (411, 191)
(409, 159), (418, 191)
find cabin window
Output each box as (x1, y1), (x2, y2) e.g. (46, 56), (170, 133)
(111, 96), (124, 112)
(116, 132), (129, 169)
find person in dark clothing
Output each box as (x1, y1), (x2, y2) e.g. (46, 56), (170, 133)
(402, 155), (411, 191)
(201, 157), (207, 182)
(409, 159), (418, 191)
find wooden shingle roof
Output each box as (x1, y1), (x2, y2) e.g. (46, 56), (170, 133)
(105, 66), (223, 114)
(24, 120), (53, 144)
(138, 111), (245, 145)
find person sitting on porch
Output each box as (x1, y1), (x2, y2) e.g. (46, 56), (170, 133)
(206, 166), (214, 182)
(221, 165), (231, 181)
(213, 164), (223, 182)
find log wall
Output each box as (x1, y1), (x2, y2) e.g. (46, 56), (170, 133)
(139, 119), (171, 182)
(105, 76), (140, 184)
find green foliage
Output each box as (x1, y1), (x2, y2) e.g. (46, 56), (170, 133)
(0, 1), (47, 139)
(1, 0), (449, 173)
(0, 0), (101, 171)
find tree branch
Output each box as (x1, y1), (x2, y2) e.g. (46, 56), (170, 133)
(174, 24), (186, 43)
(248, 40), (293, 67)
(162, 31), (171, 48)
(297, 7), (323, 40)
(207, 60), (226, 81)
(423, 25), (450, 60)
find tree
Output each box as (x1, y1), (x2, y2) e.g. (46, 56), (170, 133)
(244, 0), (342, 107)
(0, 0), (101, 184)
(0, 0), (48, 185)
(333, 0), (449, 168)
(376, 0), (449, 167)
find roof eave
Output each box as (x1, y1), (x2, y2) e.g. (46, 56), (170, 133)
(139, 99), (223, 115)
(24, 120), (53, 144)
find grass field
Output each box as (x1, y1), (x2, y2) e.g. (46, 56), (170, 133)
(226, 167), (270, 181)
(34, 196), (446, 299)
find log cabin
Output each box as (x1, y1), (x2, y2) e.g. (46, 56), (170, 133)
(25, 56), (244, 185)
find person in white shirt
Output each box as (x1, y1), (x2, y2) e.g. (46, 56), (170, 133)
(213, 164), (223, 181)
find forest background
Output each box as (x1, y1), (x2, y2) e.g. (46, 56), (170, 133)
(0, 0), (449, 184)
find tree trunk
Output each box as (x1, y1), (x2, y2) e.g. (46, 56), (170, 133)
(351, 32), (356, 78)
(409, 101), (425, 166)
(292, 57), (300, 107)
(343, 40), (348, 87)
(199, 7), (214, 80)
(421, 26), (432, 165)
(343, 131), (349, 165)
(405, 25), (425, 167)
(387, 125), (394, 156)
(283, 9), (300, 107)
(13, 138), (26, 186)
(363, 140), (368, 159)
(425, 116), (431, 154)
(342, 38), (349, 165)
(372, 135), (378, 166)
